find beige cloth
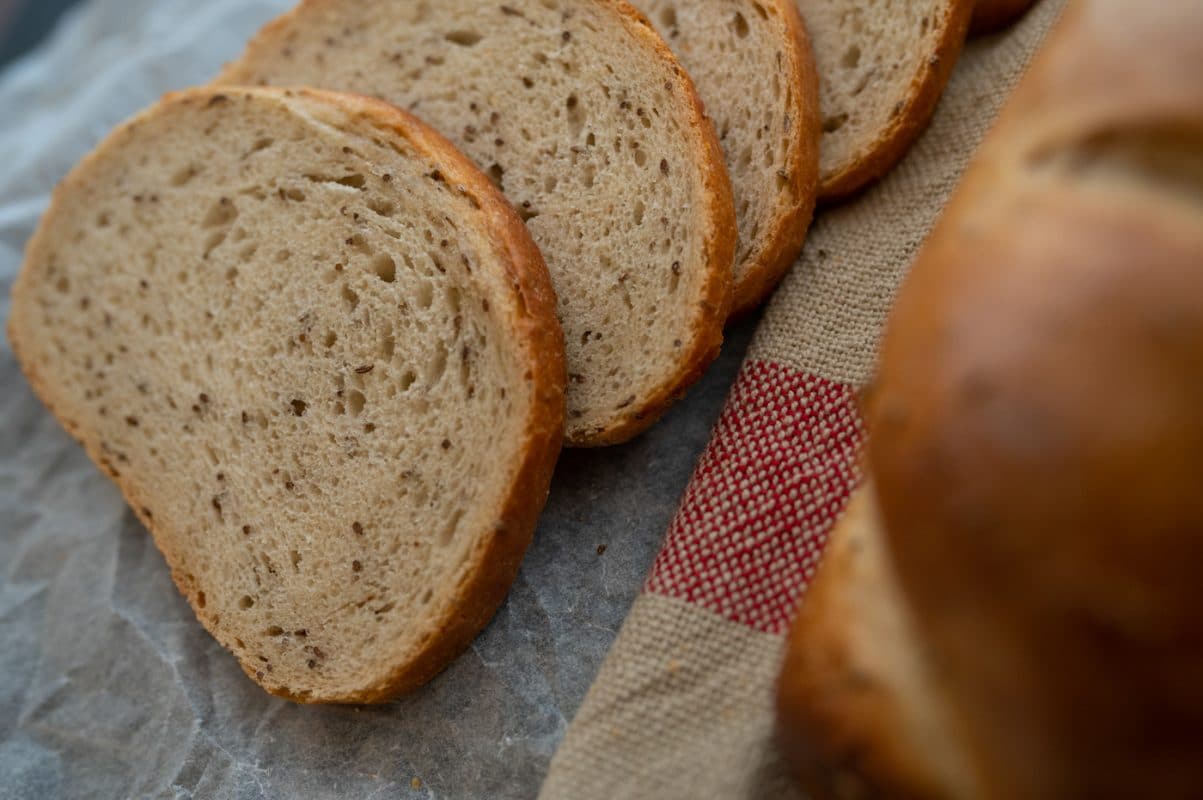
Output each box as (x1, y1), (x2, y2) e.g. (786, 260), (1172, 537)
(541, 2), (1067, 798)
(541, 594), (798, 800)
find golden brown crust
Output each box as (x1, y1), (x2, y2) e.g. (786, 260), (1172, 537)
(865, 1), (1203, 796)
(777, 488), (913, 800)
(727, 0), (822, 319)
(872, 190), (1203, 800)
(564, 0), (736, 447)
(817, 0), (975, 203)
(9, 86), (566, 705)
(777, 486), (975, 800)
(970, 0), (1038, 36)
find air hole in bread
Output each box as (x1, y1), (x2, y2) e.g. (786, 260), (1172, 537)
(366, 197), (395, 217)
(170, 166), (198, 187)
(439, 510), (464, 547)
(486, 163), (505, 189)
(304, 172), (366, 189)
(345, 234), (371, 255)
(427, 343), (448, 383)
(203, 231), (227, 259)
(842, 44), (862, 70)
(566, 94), (586, 138)
(823, 113), (849, 134)
(415, 279), (434, 309)
(371, 253), (396, 283)
(732, 12), (750, 38)
(444, 29), (483, 47)
(202, 198), (239, 228)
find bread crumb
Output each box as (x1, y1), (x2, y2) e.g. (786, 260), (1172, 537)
(411, 777), (422, 790)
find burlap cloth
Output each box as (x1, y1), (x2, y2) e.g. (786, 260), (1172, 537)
(540, 2), (1068, 797)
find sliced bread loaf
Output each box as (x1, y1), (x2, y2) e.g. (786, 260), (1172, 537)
(8, 87), (565, 703)
(217, 0), (737, 446)
(795, 0), (975, 200)
(640, 0), (821, 315)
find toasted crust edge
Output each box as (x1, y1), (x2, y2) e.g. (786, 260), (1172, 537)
(817, 0), (975, 203)
(217, 0), (736, 448)
(8, 86), (566, 704)
(727, 0), (822, 319)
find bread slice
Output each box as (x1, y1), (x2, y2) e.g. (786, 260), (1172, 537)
(218, 0), (736, 446)
(794, 0), (975, 200)
(640, 0), (821, 316)
(776, 485), (977, 799)
(8, 86), (566, 703)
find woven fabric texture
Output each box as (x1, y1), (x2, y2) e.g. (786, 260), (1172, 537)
(541, 2), (1068, 797)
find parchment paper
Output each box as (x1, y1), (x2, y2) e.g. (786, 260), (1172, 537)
(0, 2), (753, 797)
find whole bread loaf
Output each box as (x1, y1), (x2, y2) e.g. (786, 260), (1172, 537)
(8, 87), (565, 703)
(219, 0), (737, 446)
(779, 0), (1203, 796)
(639, 0), (821, 315)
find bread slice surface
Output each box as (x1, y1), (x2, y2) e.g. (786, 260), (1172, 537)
(8, 86), (565, 703)
(639, 0), (821, 315)
(218, 0), (736, 445)
(795, 0), (974, 200)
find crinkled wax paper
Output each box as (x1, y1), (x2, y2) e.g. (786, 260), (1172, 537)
(0, 1), (752, 797)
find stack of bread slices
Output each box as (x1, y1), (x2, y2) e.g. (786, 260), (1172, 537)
(9, 0), (1013, 703)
